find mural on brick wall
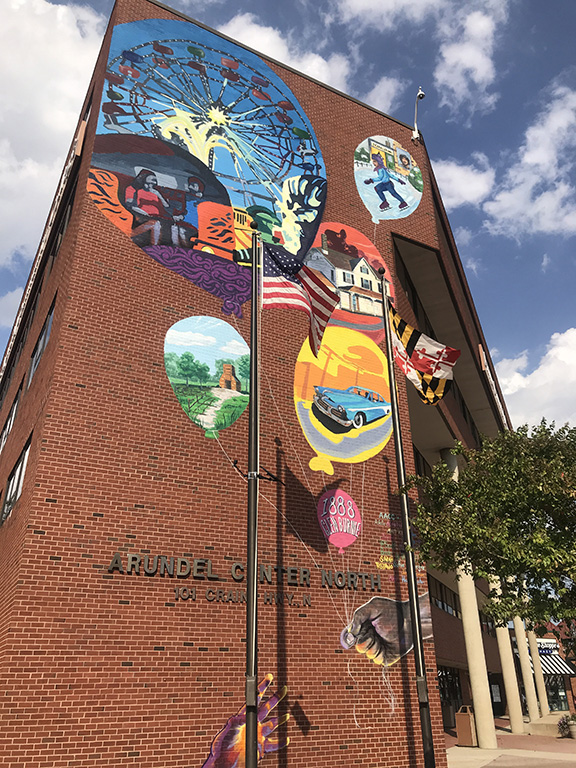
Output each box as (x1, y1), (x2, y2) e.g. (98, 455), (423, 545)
(294, 325), (393, 475)
(304, 222), (395, 344)
(354, 136), (423, 222)
(164, 316), (249, 438)
(202, 674), (289, 768)
(316, 489), (362, 553)
(340, 594), (433, 667)
(90, 18), (430, 749)
(88, 18), (326, 318)
(294, 226), (394, 474)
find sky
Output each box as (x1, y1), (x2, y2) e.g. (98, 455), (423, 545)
(1, 0), (575, 430)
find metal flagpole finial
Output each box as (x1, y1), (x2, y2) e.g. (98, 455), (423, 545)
(412, 86), (426, 143)
(378, 268), (391, 300)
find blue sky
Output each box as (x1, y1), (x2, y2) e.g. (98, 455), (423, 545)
(1, 0), (575, 429)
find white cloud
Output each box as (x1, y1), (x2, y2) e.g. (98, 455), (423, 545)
(496, 329), (576, 428)
(336, 0), (446, 29)
(452, 227), (482, 276)
(0, 140), (64, 268)
(218, 14), (351, 92)
(454, 226), (473, 247)
(541, 253), (551, 272)
(496, 351), (529, 395)
(464, 256), (482, 277)
(432, 153), (495, 210)
(220, 339), (249, 356)
(165, 330), (217, 347)
(434, 8), (504, 118)
(483, 81), (576, 239)
(336, 0), (508, 118)
(361, 75), (409, 115)
(0, 288), (24, 328)
(0, 0), (105, 267)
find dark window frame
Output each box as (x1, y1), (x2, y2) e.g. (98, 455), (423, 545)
(28, 299), (56, 388)
(428, 574), (462, 619)
(1, 436), (32, 525)
(0, 381), (23, 455)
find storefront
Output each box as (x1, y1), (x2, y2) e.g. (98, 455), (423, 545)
(538, 639), (576, 712)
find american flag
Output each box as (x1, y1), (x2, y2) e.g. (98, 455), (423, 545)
(262, 243), (339, 356)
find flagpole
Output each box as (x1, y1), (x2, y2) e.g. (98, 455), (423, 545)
(379, 270), (436, 768)
(246, 231), (261, 768)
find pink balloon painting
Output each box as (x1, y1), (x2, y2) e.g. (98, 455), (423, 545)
(317, 490), (362, 553)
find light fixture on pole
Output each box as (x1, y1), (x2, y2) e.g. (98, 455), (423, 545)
(412, 86), (426, 143)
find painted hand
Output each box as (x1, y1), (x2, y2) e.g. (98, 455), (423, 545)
(364, 178), (374, 185)
(202, 674), (289, 768)
(340, 594), (432, 666)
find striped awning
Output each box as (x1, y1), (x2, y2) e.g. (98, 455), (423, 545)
(538, 651), (576, 676)
(514, 638), (576, 676)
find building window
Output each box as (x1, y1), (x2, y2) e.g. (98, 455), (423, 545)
(0, 383), (23, 455)
(413, 445), (432, 477)
(437, 665), (463, 708)
(479, 611), (496, 637)
(44, 180), (77, 278)
(428, 574), (461, 619)
(1, 437), (31, 525)
(437, 665), (463, 728)
(28, 300), (55, 388)
(361, 278), (372, 290)
(360, 266), (369, 274)
(343, 271), (354, 284)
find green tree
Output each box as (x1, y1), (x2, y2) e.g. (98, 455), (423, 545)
(193, 361), (211, 385)
(354, 147), (370, 163)
(404, 421), (576, 629)
(164, 352), (180, 381)
(177, 351), (197, 385)
(236, 354), (250, 391)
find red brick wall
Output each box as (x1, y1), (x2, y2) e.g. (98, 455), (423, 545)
(0, 2), (475, 767)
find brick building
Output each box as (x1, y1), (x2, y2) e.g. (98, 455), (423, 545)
(0, 1), (509, 766)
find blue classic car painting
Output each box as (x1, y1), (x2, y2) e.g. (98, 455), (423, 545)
(313, 385), (391, 429)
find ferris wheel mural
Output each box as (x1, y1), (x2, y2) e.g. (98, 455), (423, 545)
(101, 30), (324, 209)
(88, 19), (327, 316)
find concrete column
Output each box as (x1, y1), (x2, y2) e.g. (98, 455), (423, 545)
(488, 578), (525, 734)
(494, 625), (525, 733)
(440, 449), (497, 749)
(457, 568), (498, 748)
(527, 629), (550, 716)
(513, 616), (540, 721)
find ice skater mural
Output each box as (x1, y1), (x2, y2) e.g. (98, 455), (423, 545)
(294, 326), (393, 474)
(164, 316), (249, 438)
(87, 18), (327, 318)
(354, 136), (423, 222)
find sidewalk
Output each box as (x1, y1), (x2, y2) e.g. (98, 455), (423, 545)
(445, 715), (576, 768)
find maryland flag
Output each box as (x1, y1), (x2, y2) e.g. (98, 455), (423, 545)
(388, 301), (460, 405)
